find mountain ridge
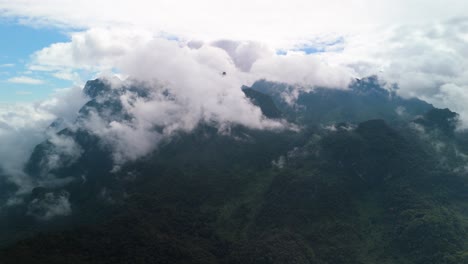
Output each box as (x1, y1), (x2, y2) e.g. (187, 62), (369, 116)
(1, 77), (467, 264)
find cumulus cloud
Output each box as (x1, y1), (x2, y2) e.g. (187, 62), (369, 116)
(25, 21), (468, 128)
(29, 28), (153, 72)
(0, 0), (466, 48)
(15, 2), (467, 125)
(76, 38), (290, 167)
(30, 28), (354, 91)
(211, 40), (272, 72)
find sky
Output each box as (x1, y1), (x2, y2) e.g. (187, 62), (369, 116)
(1, 1), (467, 103)
(0, 1), (466, 99)
(0, 1), (468, 207)
(0, 21), (73, 101)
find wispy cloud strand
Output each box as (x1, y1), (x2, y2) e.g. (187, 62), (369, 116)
(7, 76), (44, 85)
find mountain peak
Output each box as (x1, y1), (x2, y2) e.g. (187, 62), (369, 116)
(349, 76), (392, 97)
(83, 79), (112, 99)
(414, 108), (459, 135)
(242, 88), (282, 119)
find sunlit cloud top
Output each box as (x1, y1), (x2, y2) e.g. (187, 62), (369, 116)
(1, 0), (467, 48)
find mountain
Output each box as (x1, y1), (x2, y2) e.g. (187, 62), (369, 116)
(248, 76), (433, 125)
(1, 78), (468, 264)
(242, 88), (282, 119)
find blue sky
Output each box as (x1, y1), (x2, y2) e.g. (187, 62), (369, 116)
(0, 21), (73, 102)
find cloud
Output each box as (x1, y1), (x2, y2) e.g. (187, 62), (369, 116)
(272, 155), (286, 169)
(7, 76), (44, 84)
(0, 86), (87, 194)
(250, 52), (352, 88)
(30, 28), (153, 72)
(29, 28), (354, 90)
(0, 63), (14, 68)
(0, 103), (55, 187)
(27, 190), (71, 220)
(211, 40), (272, 72)
(0, 0), (467, 48)
(39, 133), (84, 174)
(431, 83), (468, 129)
(1, 1), (468, 101)
(314, 19), (468, 127)
(4, 1), (466, 120)
(76, 36), (292, 166)
(16, 91), (32, 95)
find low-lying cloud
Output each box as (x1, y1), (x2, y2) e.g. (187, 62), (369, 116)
(0, 86), (87, 194)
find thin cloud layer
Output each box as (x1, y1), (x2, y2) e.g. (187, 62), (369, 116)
(7, 76), (44, 85)
(1, 0), (467, 47)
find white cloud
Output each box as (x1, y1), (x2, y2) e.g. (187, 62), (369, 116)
(431, 83), (468, 129)
(0, 86), (87, 194)
(211, 40), (273, 72)
(29, 28), (354, 91)
(0, 0), (466, 48)
(39, 133), (83, 174)
(0, 103), (54, 168)
(30, 28), (153, 72)
(76, 36), (292, 166)
(4, 1), (466, 111)
(0, 63), (14, 67)
(7, 76), (44, 84)
(251, 52), (352, 88)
